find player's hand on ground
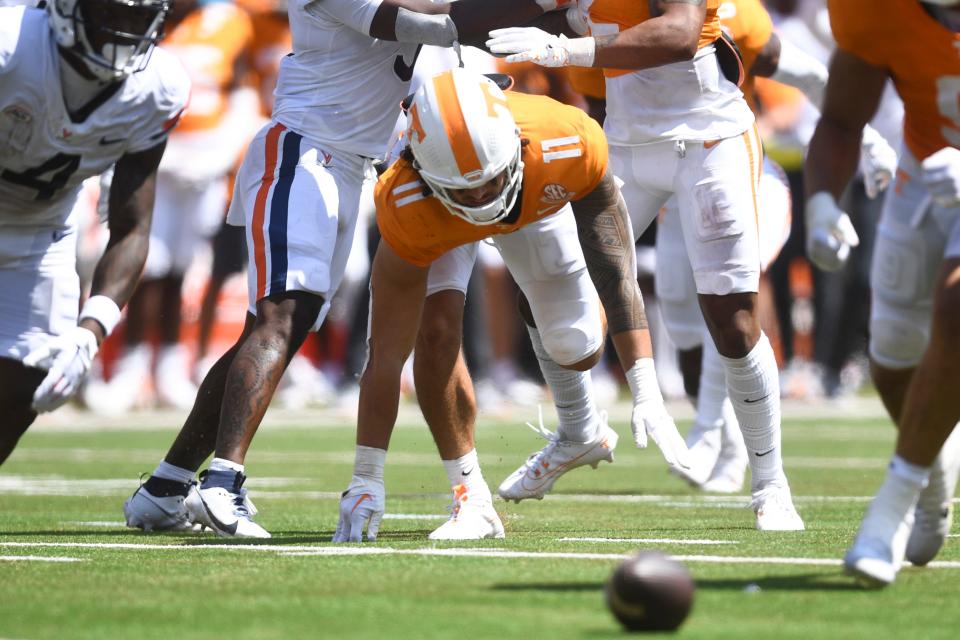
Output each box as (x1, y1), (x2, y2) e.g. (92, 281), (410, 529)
(805, 193), (860, 272)
(859, 126), (897, 199)
(332, 476), (385, 543)
(631, 399), (691, 471)
(921, 146), (960, 208)
(22, 326), (99, 413)
(486, 28), (593, 68)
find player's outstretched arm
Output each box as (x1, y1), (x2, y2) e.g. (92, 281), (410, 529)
(487, 0), (705, 70)
(571, 171), (690, 470)
(334, 241), (428, 543)
(804, 49), (886, 272)
(23, 142), (165, 413)
(368, 0), (566, 48)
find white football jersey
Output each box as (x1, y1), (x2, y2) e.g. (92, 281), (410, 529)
(0, 7), (191, 227)
(272, 0), (420, 159)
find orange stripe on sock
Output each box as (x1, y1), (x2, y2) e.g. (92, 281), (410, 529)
(252, 123), (286, 300)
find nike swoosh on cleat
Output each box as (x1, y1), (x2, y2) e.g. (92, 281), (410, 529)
(744, 394), (770, 404)
(520, 441), (606, 492)
(200, 498), (238, 535)
(754, 448), (775, 457)
(99, 136), (125, 145)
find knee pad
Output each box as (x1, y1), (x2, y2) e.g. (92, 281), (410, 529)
(541, 325), (599, 367)
(869, 308), (929, 370)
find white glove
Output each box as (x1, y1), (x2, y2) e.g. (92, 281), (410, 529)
(332, 475), (385, 543)
(805, 192), (860, 272)
(921, 146), (960, 208)
(22, 326), (99, 413)
(859, 126), (898, 199)
(486, 27), (595, 68)
(625, 359), (691, 470)
(533, 0), (574, 11)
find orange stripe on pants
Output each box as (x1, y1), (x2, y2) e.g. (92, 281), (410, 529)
(252, 123), (286, 300)
(742, 127), (760, 252)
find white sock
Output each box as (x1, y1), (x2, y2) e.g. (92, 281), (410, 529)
(720, 333), (783, 490)
(442, 449), (490, 498)
(859, 458), (929, 556)
(209, 457), (245, 475)
(697, 339), (728, 429)
(527, 324), (599, 443)
(153, 461), (195, 484)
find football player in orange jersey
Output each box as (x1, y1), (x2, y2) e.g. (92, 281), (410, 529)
(487, 0), (806, 530)
(659, 0), (897, 494)
(806, 0), (960, 587)
(333, 68), (686, 542)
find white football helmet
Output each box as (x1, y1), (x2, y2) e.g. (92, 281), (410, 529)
(406, 68), (523, 226)
(47, 0), (170, 82)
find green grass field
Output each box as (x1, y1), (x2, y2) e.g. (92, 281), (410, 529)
(1, 401), (958, 639)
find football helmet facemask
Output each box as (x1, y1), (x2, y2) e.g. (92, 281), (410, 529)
(48, 0), (170, 82)
(407, 68), (523, 226)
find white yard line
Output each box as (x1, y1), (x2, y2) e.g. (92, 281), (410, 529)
(0, 555), (83, 562)
(2, 541), (959, 570)
(558, 537), (738, 545)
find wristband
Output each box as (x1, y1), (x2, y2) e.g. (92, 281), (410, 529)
(79, 295), (122, 337)
(354, 445), (387, 479)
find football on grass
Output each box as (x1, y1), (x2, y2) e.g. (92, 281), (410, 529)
(604, 550), (695, 632)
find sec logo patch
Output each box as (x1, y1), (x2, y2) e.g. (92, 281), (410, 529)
(541, 183), (569, 203)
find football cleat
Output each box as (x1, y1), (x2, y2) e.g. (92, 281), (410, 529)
(750, 482), (805, 531)
(124, 477), (204, 533)
(428, 484), (505, 540)
(498, 410), (617, 502)
(701, 433), (748, 494)
(906, 446), (960, 566)
(844, 537), (898, 589)
(670, 420), (721, 488)
(187, 471), (271, 539)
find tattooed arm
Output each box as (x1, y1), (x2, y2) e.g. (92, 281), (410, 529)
(592, 0), (706, 71)
(570, 170), (653, 371)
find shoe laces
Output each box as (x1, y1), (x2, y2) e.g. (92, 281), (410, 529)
(521, 405), (560, 469)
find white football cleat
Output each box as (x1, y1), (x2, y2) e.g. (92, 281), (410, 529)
(670, 420), (722, 488)
(124, 481), (204, 533)
(750, 482), (805, 531)
(498, 411), (617, 502)
(701, 453), (747, 494)
(844, 538), (898, 589)
(906, 449), (959, 566)
(429, 484), (505, 540)
(187, 472), (271, 539)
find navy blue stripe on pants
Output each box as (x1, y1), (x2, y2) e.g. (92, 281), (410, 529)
(267, 129), (302, 295)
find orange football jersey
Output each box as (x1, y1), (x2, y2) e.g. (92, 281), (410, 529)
(830, 0), (960, 160)
(566, 66), (606, 100)
(587, 0), (722, 78)
(376, 92), (609, 267)
(162, 3), (254, 133)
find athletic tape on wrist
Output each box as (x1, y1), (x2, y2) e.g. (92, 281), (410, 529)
(79, 295), (122, 337)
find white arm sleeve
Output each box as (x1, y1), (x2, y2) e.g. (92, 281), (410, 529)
(769, 36), (829, 109)
(395, 7), (458, 46)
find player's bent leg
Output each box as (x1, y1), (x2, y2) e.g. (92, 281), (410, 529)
(0, 358), (46, 466)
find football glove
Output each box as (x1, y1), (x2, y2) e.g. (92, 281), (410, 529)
(805, 192), (860, 272)
(332, 475), (385, 543)
(921, 146), (960, 208)
(23, 326), (99, 413)
(486, 27), (595, 67)
(859, 126), (897, 199)
(625, 359), (691, 471)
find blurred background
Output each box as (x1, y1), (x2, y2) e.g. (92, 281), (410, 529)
(60, 0), (900, 417)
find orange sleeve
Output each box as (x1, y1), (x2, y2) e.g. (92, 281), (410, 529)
(566, 66), (606, 100)
(828, 0), (892, 68)
(374, 162), (437, 268)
